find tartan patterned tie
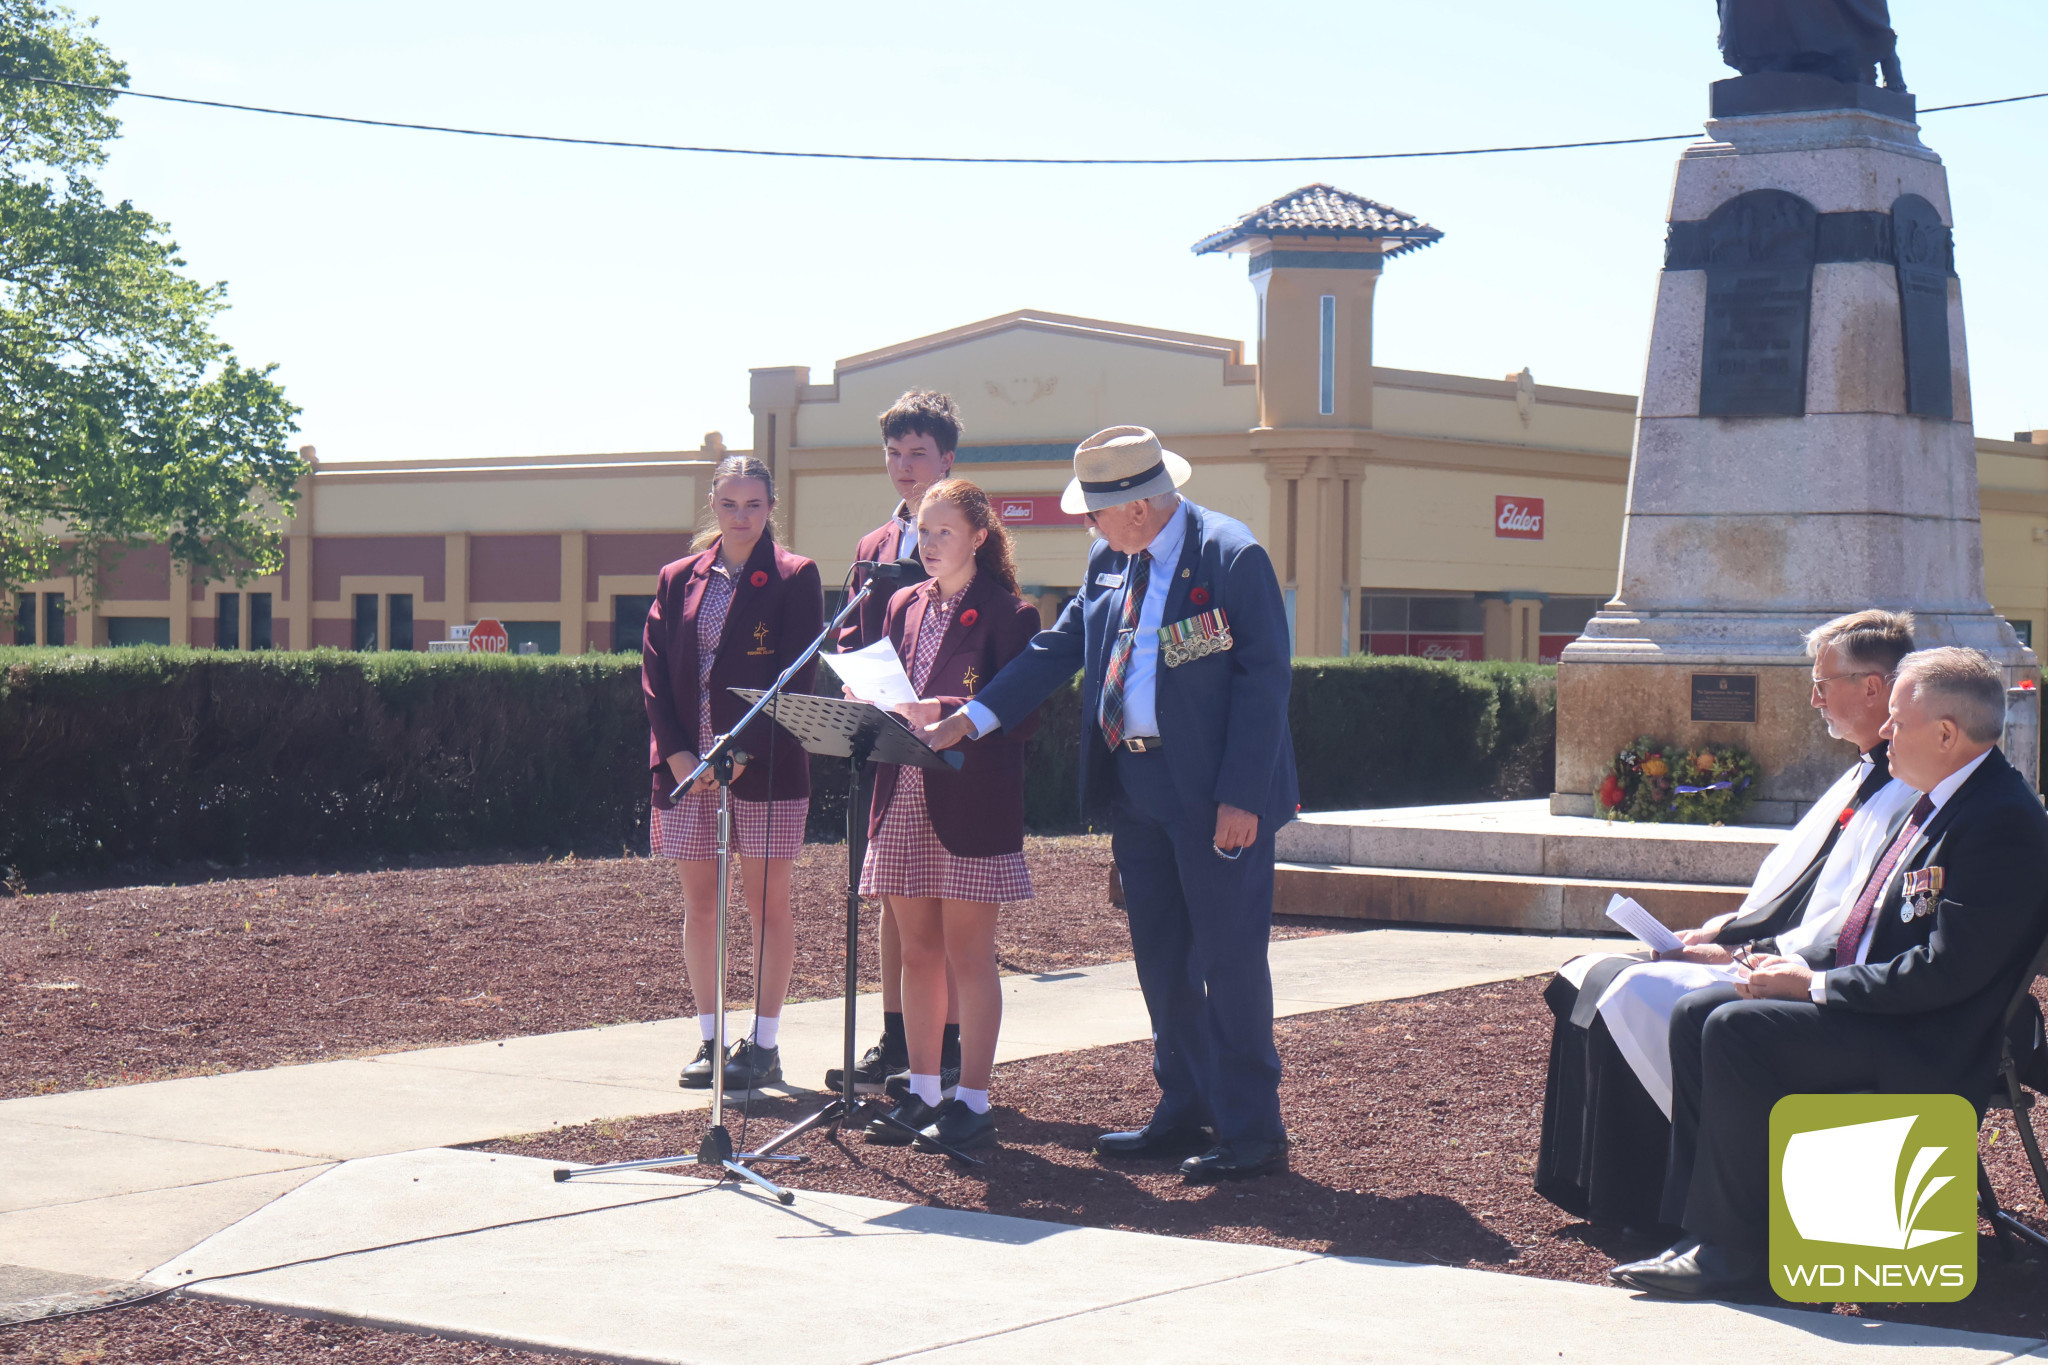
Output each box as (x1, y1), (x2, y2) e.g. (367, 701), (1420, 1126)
(1831, 793), (1935, 970)
(1099, 550), (1151, 750)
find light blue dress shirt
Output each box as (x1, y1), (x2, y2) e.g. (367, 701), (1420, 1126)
(962, 506), (1185, 741)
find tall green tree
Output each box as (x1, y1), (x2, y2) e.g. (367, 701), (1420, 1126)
(0, 0), (301, 606)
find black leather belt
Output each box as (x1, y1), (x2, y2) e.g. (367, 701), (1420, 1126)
(1121, 736), (1164, 753)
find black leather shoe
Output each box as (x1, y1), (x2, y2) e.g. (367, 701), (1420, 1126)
(721, 1039), (782, 1091)
(1610, 1240), (1764, 1298)
(679, 1039), (717, 1089)
(913, 1099), (997, 1154)
(864, 1094), (942, 1146)
(886, 1067), (960, 1103)
(1180, 1140), (1289, 1183)
(824, 1038), (905, 1095)
(1094, 1124), (1214, 1160)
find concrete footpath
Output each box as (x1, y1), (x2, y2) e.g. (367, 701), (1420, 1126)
(4, 924), (2044, 1362)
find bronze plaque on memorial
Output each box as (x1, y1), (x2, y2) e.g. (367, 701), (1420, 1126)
(1691, 673), (1758, 723)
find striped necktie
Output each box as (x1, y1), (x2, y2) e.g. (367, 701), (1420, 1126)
(1831, 793), (1935, 970)
(1099, 550), (1151, 749)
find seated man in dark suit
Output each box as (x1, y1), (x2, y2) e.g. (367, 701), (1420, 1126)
(1613, 646), (2048, 1297)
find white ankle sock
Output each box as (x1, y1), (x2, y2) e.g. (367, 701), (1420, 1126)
(955, 1086), (990, 1115)
(697, 1013), (719, 1042)
(751, 1014), (780, 1048)
(908, 1073), (943, 1106)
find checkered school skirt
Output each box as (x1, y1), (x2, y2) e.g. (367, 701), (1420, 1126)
(651, 792), (807, 861)
(859, 767), (1033, 904)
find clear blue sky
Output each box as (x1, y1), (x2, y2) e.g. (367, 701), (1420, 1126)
(75, 0), (2048, 462)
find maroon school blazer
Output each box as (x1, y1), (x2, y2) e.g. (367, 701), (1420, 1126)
(838, 514), (913, 651)
(868, 572), (1043, 858)
(643, 535), (824, 808)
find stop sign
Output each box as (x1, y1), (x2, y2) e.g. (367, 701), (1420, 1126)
(468, 619), (509, 654)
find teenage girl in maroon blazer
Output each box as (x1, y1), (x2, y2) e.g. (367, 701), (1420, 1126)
(854, 478), (1042, 1153)
(643, 455), (824, 1093)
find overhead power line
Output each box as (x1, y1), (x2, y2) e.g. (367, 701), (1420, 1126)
(4, 73), (2043, 166)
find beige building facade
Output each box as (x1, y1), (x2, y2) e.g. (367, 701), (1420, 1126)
(10, 184), (2046, 660)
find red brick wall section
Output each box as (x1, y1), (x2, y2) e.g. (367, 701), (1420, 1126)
(585, 533), (694, 601)
(311, 537), (446, 602)
(271, 619), (290, 651)
(190, 617), (216, 649)
(101, 544), (172, 602)
(470, 534), (562, 603)
(413, 619), (446, 651)
(310, 618), (353, 649)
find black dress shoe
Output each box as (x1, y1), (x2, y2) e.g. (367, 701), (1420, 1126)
(864, 1094), (942, 1146)
(721, 1039), (782, 1091)
(913, 1099), (997, 1154)
(824, 1039), (905, 1095)
(679, 1039), (717, 1089)
(1610, 1240), (1764, 1298)
(1180, 1140), (1289, 1184)
(1094, 1124), (1214, 1160)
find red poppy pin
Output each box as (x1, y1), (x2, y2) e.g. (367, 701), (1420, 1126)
(959, 608), (979, 627)
(1189, 586), (1211, 607)
(750, 570), (769, 588)
(1837, 806), (1854, 829)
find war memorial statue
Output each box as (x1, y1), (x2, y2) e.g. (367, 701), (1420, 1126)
(1717, 0), (1905, 91)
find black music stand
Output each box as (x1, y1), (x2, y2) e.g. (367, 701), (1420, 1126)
(719, 689), (985, 1165)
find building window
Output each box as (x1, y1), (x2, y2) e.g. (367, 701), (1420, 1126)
(44, 592), (66, 647)
(106, 617), (171, 646)
(216, 592), (240, 650)
(14, 593), (34, 645)
(2014, 619), (2035, 647)
(1361, 593), (1486, 661)
(613, 595), (655, 653)
(249, 592), (273, 649)
(505, 621), (561, 655)
(389, 593), (414, 652)
(353, 594), (380, 651)
(1318, 294), (1336, 416)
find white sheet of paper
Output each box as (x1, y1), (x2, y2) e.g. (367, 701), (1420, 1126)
(817, 638), (920, 710)
(1605, 893), (1685, 957)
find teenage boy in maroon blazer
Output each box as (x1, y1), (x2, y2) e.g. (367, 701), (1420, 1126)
(827, 389), (965, 1095)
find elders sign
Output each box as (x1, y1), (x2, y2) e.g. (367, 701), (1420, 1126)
(1495, 496), (1544, 540)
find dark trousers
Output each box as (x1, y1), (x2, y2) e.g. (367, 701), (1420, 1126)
(1663, 987), (1911, 1252)
(1109, 749), (1284, 1144)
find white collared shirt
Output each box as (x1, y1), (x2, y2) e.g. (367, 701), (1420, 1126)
(1103, 506), (1187, 742)
(1814, 746), (1993, 997)
(893, 503), (918, 561)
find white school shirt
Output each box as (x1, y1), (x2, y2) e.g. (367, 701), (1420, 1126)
(1811, 747), (1991, 999)
(892, 503), (918, 561)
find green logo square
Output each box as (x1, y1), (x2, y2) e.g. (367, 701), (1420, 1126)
(1770, 1093), (1978, 1302)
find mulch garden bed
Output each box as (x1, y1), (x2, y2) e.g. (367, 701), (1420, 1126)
(0, 838), (1332, 1099)
(0, 1297), (606, 1363)
(490, 975), (2048, 1342)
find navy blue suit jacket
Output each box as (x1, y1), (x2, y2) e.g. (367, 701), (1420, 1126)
(975, 500), (1299, 834)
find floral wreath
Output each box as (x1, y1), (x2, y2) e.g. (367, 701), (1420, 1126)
(1598, 735), (1761, 825)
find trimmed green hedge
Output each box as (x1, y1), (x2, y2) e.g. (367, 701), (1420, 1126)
(0, 647), (1553, 877)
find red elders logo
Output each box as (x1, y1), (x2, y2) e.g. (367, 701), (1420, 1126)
(1496, 496), (1544, 540)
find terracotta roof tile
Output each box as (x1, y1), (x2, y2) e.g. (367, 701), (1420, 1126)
(1192, 184), (1443, 257)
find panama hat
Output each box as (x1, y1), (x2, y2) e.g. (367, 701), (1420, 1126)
(1059, 426), (1193, 515)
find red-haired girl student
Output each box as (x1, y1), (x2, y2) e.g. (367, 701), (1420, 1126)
(644, 455), (823, 1093)
(856, 478), (1043, 1152)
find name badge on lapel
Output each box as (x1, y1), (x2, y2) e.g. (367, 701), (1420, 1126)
(1094, 572), (1124, 589)
(1900, 865), (1943, 921)
(1160, 609), (1232, 668)
(746, 622), (775, 657)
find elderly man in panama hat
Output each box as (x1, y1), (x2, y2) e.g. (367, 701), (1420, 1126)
(925, 425), (1300, 1181)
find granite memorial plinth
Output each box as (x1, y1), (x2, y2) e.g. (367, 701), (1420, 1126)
(1553, 80), (2038, 822)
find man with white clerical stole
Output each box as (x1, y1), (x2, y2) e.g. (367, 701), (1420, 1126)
(1534, 610), (1919, 1232)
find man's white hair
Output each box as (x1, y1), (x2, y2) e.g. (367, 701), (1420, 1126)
(1894, 646), (2007, 744)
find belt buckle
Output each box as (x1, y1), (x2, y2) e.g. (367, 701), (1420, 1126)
(1125, 736), (1156, 753)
